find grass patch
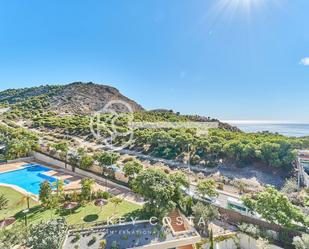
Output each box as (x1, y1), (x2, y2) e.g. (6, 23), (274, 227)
(0, 186), (141, 226)
(0, 186), (38, 220)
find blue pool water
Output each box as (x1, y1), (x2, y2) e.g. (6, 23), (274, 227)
(0, 164), (69, 195)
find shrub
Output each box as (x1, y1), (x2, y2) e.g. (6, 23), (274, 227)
(238, 223), (260, 238)
(96, 190), (110, 199)
(111, 240), (119, 249)
(99, 239), (106, 249)
(88, 235), (96, 246)
(71, 233), (80, 243)
(27, 218), (67, 249)
(217, 183), (224, 190)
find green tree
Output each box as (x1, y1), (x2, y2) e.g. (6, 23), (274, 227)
(52, 142), (69, 168)
(16, 193), (34, 210)
(192, 202), (219, 234)
(169, 171), (189, 207)
(46, 195), (60, 218)
(132, 168), (175, 216)
(96, 151), (119, 175)
(197, 179), (218, 198)
(242, 186), (306, 227)
(5, 139), (33, 159)
(123, 160), (143, 181)
(96, 151), (119, 166)
(80, 178), (95, 201)
(39, 181), (52, 206)
(53, 179), (65, 197)
(110, 197), (123, 216)
(68, 151), (80, 172)
(79, 155), (94, 169)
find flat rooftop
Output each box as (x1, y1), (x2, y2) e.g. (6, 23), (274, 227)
(63, 221), (200, 249)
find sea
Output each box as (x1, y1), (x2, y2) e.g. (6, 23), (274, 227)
(224, 121), (309, 138)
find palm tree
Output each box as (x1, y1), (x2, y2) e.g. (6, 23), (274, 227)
(6, 140), (31, 159)
(69, 151), (80, 172)
(16, 193), (34, 210)
(46, 195), (59, 219)
(110, 197), (123, 217)
(52, 179), (65, 213)
(53, 179), (65, 196)
(80, 178), (95, 201)
(0, 194), (8, 210)
(52, 142), (69, 169)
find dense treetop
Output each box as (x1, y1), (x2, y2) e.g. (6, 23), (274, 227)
(1, 83), (309, 169)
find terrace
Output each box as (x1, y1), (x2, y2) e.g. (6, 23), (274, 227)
(63, 210), (201, 249)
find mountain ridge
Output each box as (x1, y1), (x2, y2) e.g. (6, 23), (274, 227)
(0, 82), (144, 114)
(0, 82), (239, 131)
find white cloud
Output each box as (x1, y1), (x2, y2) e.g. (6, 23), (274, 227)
(300, 57), (309, 66)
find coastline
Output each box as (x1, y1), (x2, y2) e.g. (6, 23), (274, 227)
(224, 121), (309, 137)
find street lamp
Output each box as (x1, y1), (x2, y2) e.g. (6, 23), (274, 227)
(104, 171), (109, 188)
(23, 209), (29, 242)
(22, 209), (29, 227)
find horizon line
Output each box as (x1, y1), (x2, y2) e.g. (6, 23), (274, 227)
(223, 120), (309, 124)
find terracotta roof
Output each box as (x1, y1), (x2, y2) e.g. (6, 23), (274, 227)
(168, 209), (186, 232)
(178, 245), (195, 249)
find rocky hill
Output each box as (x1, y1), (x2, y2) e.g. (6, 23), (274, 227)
(48, 82), (144, 114)
(0, 82), (144, 114)
(0, 82), (238, 131)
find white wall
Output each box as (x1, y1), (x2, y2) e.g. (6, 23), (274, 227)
(32, 151), (72, 171)
(202, 233), (283, 249)
(32, 151), (131, 191)
(7, 156), (34, 163)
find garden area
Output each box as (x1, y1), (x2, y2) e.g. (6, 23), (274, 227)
(0, 182), (141, 249)
(0, 185), (140, 227)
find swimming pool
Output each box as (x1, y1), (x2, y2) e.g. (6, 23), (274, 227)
(0, 164), (69, 195)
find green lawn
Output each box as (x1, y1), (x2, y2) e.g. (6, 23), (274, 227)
(0, 186), (141, 227)
(0, 186), (38, 219)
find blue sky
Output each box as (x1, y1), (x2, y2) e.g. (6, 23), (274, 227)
(0, 0), (308, 122)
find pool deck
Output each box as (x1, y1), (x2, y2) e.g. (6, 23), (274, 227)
(0, 161), (106, 192)
(0, 162), (26, 173)
(0, 161), (144, 205)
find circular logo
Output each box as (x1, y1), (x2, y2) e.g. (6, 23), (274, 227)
(90, 100), (134, 151)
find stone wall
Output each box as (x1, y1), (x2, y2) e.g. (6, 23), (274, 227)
(200, 233), (283, 249)
(7, 156), (34, 163)
(32, 151), (131, 192)
(217, 206), (300, 248)
(32, 151), (72, 171)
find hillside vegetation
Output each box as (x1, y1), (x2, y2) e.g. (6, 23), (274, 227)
(1, 82), (308, 170)
(0, 82), (143, 115)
